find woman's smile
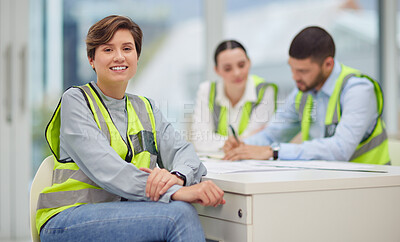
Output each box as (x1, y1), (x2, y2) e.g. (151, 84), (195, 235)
(110, 66), (128, 72)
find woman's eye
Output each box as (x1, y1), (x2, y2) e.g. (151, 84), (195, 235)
(104, 48), (112, 52)
(238, 61), (246, 68)
(124, 47), (132, 51)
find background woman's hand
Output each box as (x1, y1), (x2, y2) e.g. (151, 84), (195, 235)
(140, 167), (184, 201)
(222, 136), (243, 153)
(223, 145), (272, 161)
(171, 180), (226, 207)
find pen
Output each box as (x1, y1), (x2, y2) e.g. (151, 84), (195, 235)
(229, 124), (240, 144)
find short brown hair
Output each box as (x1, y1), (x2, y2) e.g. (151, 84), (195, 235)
(289, 26), (335, 64)
(86, 15), (143, 60)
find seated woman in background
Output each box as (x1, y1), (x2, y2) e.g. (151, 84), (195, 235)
(191, 40), (278, 153)
(37, 15), (225, 242)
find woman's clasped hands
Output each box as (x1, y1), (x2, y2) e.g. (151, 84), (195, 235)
(140, 167), (226, 207)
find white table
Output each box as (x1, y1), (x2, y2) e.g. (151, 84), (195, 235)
(193, 162), (400, 242)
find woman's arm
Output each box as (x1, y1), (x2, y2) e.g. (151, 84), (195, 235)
(138, 98), (223, 205)
(172, 180), (225, 207)
(152, 98), (207, 185)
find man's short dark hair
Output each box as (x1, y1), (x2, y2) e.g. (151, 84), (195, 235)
(289, 26), (335, 64)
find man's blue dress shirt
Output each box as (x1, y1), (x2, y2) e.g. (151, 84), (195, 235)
(245, 60), (378, 161)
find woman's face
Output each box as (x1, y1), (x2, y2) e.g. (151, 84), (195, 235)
(88, 29), (138, 86)
(215, 48), (250, 90)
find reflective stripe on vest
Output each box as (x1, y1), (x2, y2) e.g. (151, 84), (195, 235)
(37, 83), (159, 233)
(209, 75), (277, 136)
(295, 64), (390, 165)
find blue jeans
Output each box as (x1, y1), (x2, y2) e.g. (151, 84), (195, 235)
(40, 201), (205, 242)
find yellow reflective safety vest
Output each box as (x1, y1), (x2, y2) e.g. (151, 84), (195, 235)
(36, 83), (159, 233)
(295, 64), (389, 165)
(209, 75), (277, 136)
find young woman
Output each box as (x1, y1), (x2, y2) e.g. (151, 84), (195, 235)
(37, 15), (225, 241)
(192, 40), (277, 152)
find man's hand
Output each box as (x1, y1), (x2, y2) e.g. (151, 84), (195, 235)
(171, 180), (226, 207)
(140, 167), (184, 201)
(223, 144), (273, 161)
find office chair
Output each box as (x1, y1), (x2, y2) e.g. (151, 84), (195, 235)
(30, 156), (54, 242)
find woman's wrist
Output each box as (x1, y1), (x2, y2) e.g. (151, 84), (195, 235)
(171, 171), (186, 186)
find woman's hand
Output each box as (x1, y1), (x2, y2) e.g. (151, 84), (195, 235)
(222, 136), (243, 153)
(223, 144), (272, 161)
(171, 180), (225, 207)
(140, 167), (184, 201)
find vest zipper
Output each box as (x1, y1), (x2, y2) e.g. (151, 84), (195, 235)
(125, 135), (133, 162)
(89, 83), (133, 163)
(124, 101), (133, 163)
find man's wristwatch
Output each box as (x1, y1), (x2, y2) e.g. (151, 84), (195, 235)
(271, 143), (280, 160)
(171, 171), (186, 186)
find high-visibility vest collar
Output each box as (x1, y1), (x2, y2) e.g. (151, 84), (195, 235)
(209, 75), (277, 136)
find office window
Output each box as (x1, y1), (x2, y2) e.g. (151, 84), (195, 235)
(223, 0), (379, 96)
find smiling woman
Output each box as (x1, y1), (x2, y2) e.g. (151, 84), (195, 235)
(36, 15), (225, 242)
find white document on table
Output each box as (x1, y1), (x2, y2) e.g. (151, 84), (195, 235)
(197, 152), (225, 160)
(201, 158), (387, 174)
(237, 160), (387, 173)
(200, 158), (297, 174)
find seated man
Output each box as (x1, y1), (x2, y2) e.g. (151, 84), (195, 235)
(223, 26), (390, 165)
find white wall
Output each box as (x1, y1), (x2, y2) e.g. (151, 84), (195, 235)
(0, 0), (31, 240)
